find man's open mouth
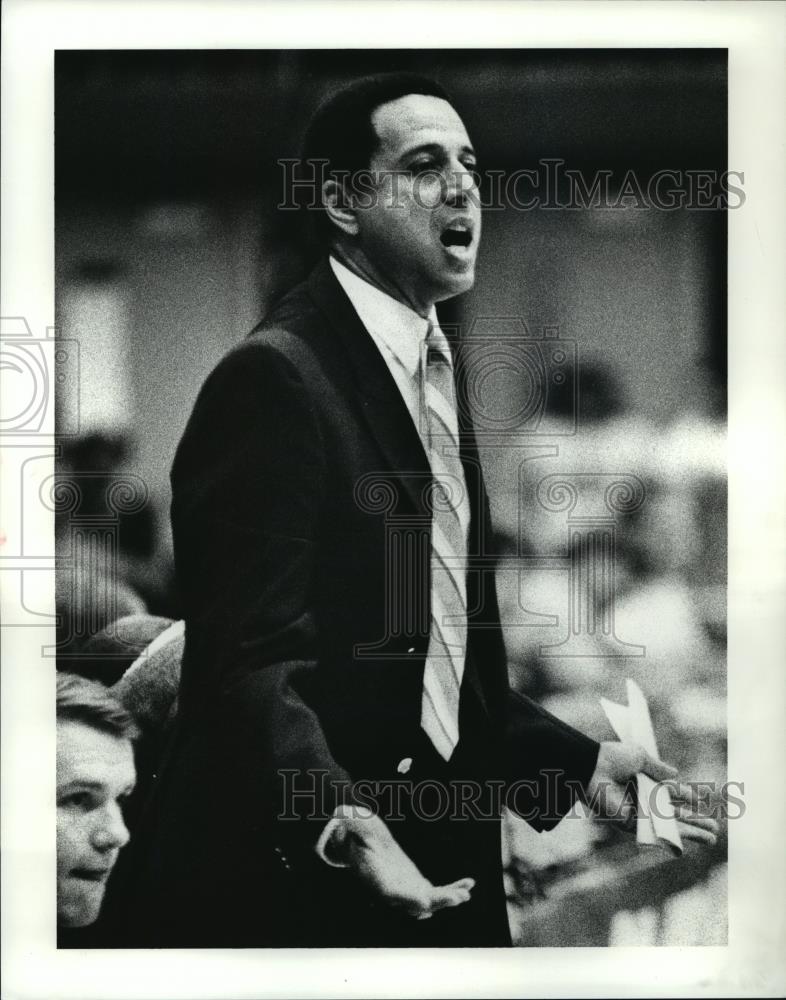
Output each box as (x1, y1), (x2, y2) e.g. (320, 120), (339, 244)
(440, 223), (473, 248)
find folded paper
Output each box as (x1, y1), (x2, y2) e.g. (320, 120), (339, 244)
(600, 679), (682, 854)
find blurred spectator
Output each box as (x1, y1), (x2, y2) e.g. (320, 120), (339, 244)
(488, 363), (727, 923)
(55, 432), (179, 674)
(57, 615), (185, 838)
(110, 618), (184, 826)
(56, 673), (137, 937)
(55, 615), (184, 833)
(111, 618), (184, 737)
(74, 614), (176, 687)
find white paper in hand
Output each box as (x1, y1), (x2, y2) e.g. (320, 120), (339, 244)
(600, 679), (683, 854)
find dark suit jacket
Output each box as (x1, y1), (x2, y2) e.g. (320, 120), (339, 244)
(103, 259), (599, 948)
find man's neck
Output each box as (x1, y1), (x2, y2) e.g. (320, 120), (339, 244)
(330, 242), (433, 320)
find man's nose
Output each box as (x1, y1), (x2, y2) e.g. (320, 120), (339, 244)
(444, 164), (477, 207)
(91, 803), (130, 852)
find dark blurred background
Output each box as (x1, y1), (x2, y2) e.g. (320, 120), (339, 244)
(55, 49), (727, 946)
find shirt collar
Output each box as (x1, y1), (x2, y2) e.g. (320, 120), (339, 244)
(329, 256), (437, 377)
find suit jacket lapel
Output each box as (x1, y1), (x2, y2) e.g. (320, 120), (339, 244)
(307, 259), (491, 721)
(306, 259), (431, 516)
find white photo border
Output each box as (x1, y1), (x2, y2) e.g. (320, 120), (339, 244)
(2, 1), (784, 997)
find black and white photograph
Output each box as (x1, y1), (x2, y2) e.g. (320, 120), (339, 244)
(1, 1), (784, 997)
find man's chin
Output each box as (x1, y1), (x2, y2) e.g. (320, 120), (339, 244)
(59, 884), (106, 928)
(433, 268), (476, 302)
(59, 903), (102, 929)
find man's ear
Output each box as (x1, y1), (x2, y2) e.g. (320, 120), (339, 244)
(322, 178), (360, 237)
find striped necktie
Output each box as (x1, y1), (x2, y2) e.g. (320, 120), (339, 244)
(420, 321), (469, 760)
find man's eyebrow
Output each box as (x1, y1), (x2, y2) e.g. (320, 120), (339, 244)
(396, 142), (477, 163)
(59, 780), (104, 792)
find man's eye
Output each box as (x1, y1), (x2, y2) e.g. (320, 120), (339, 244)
(60, 792), (93, 810)
(407, 160), (438, 175)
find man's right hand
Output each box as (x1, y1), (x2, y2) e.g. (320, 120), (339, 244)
(325, 808), (475, 920)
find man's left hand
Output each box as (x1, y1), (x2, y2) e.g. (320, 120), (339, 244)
(586, 741), (719, 846)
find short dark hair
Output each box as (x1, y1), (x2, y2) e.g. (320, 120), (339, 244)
(300, 72), (453, 244)
(57, 671), (139, 741)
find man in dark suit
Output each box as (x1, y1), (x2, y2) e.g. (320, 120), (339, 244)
(107, 73), (715, 948)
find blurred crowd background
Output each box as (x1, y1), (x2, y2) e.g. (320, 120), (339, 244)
(55, 49), (727, 946)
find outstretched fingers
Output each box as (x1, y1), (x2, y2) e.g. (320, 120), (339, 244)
(666, 780), (714, 809)
(427, 878), (476, 914)
(677, 819), (719, 846)
(675, 805), (720, 835)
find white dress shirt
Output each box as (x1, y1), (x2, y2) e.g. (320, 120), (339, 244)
(329, 256), (437, 432)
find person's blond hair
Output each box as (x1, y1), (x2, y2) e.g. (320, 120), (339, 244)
(56, 671), (139, 740)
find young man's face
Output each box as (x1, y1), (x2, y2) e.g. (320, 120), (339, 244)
(56, 720), (135, 928)
(356, 93), (481, 315)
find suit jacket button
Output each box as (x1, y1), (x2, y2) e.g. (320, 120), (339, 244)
(397, 757), (413, 774)
(407, 647), (415, 654)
